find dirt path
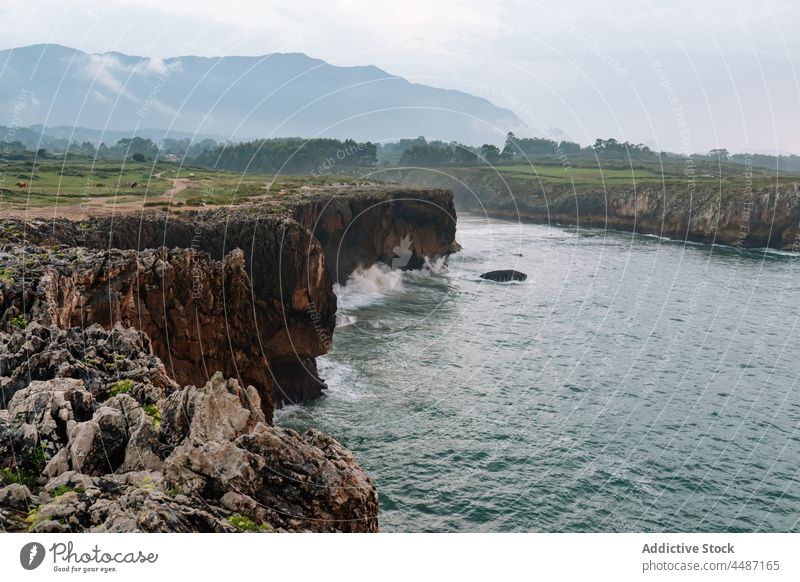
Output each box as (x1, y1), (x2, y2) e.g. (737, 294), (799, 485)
(164, 177), (192, 198)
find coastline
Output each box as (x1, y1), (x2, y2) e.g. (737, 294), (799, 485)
(0, 186), (458, 532)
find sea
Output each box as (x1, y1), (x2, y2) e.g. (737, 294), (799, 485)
(277, 214), (800, 532)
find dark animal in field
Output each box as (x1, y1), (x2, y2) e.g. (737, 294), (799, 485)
(480, 269), (527, 282)
(127, 181), (138, 188)
(15, 181), (27, 189)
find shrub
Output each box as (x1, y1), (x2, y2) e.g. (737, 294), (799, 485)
(10, 314), (28, 329)
(1, 467), (39, 490)
(52, 485), (81, 498)
(108, 379), (134, 397)
(143, 404), (161, 429)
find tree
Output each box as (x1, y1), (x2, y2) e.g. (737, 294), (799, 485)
(480, 144), (501, 164)
(79, 141), (97, 157)
(502, 132), (518, 159)
(709, 148), (729, 160)
(132, 152), (146, 162)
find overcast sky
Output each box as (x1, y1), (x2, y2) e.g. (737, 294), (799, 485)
(2, 0), (798, 153)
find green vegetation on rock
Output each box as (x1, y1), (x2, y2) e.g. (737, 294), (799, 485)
(227, 514), (271, 532)
(108, 379), (134, 397)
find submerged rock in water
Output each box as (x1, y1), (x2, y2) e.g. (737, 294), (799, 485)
(480, 269), (527, 282)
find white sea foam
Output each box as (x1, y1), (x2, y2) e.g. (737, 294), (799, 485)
(422, 255), (449, 274)
(334, 263), (405, 309)
(316, 356), (366, 402)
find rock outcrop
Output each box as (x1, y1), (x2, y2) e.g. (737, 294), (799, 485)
(1, 187), (458, 404)
(0, 322), (176, 409)
(0, 187), (460, 532)
(1, 212), (335, 408)
(0, 244), (289, 417)
(288, 186), (458, 282)
(0, 367), (378, 532)
(480, 270), (527, 282)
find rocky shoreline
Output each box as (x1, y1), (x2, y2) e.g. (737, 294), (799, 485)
(0, 186), (457, 532)
(381, 169), (800, 250)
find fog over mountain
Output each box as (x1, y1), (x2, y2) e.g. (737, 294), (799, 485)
(0, 44), (523, 144)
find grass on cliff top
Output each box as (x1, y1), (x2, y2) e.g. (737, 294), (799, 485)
(380, 155), (798, 206)
(475, 155), (792, 191)
(4, 154), (790, 217)
(0, 158), (384, 215)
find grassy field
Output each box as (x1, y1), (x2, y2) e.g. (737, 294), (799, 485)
(483, 154), (794, 189)
(0, 158), (379, 217)
(2, 155), (795, 218)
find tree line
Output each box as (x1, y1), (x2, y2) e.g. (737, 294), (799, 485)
(4, 125), (800, 173)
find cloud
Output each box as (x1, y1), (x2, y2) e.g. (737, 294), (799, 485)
(75, 54), (130, 96)
(1, 0), (799, 151)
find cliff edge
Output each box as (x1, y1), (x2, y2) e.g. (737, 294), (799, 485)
(0, 185), (458, 532)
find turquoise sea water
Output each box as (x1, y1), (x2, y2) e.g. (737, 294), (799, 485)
(277, 214), (800, 532)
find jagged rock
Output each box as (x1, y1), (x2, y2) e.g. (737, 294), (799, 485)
(180, 372), (264, 444)
(165, 440), (260, 499)
(0, 483), (32, 510)
(44, 448), (70, 478)
(236, 425), (379, 532)
(161, 374), (377, 531)
(1, 371), (379, 532)
(118, 415), (161, 473)
(0, 203), (411, 532)
(68, 420), (104, 476)
(480, 269), (527, 282)
(94, 407), (128, 471)
(0, 323), (177, 407)
(0, 422), (39, 474)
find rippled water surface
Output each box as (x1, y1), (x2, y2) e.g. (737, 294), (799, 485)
(277, 215), (800, 532)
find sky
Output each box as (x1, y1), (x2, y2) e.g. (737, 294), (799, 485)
(1, 0), (799, 153)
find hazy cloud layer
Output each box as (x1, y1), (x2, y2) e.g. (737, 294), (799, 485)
(0, 0), (797, 152)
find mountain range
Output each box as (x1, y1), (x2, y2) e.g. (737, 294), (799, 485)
(0, 44), (523, 144)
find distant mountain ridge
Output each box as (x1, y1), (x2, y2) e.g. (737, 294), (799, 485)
(0, 44), (523, 144)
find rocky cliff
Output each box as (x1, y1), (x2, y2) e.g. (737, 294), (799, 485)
(0, 244), (281, 418)
(382, 169), (800, 250)
(288, 186), (459, 282)
(0, 246), (377, 532)
(0, 185), (458, 532)
(3, 212), (336, 409)
(1, 186), (458, 405)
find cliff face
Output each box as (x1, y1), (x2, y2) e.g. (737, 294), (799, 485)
(382, 169), (800, 250)
(5, 212), (336, 409)
(0, 244), (286, 420)
(2, 187), (459, 405)
(290, 187), (459, 282)
(0, 187), (457, 532)
(467, 185), (800, 249)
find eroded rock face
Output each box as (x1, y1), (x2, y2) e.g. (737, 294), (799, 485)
(1, 213), (336, 408)
(0, 322), (177, 408)
(290, 187), (459, 282)
(0, 245), (297, 418)
(384, 168), (800, 250)
(0, 371), (378, 532)
(0, 191), (458, 405)
(0, 192), (455, 532)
